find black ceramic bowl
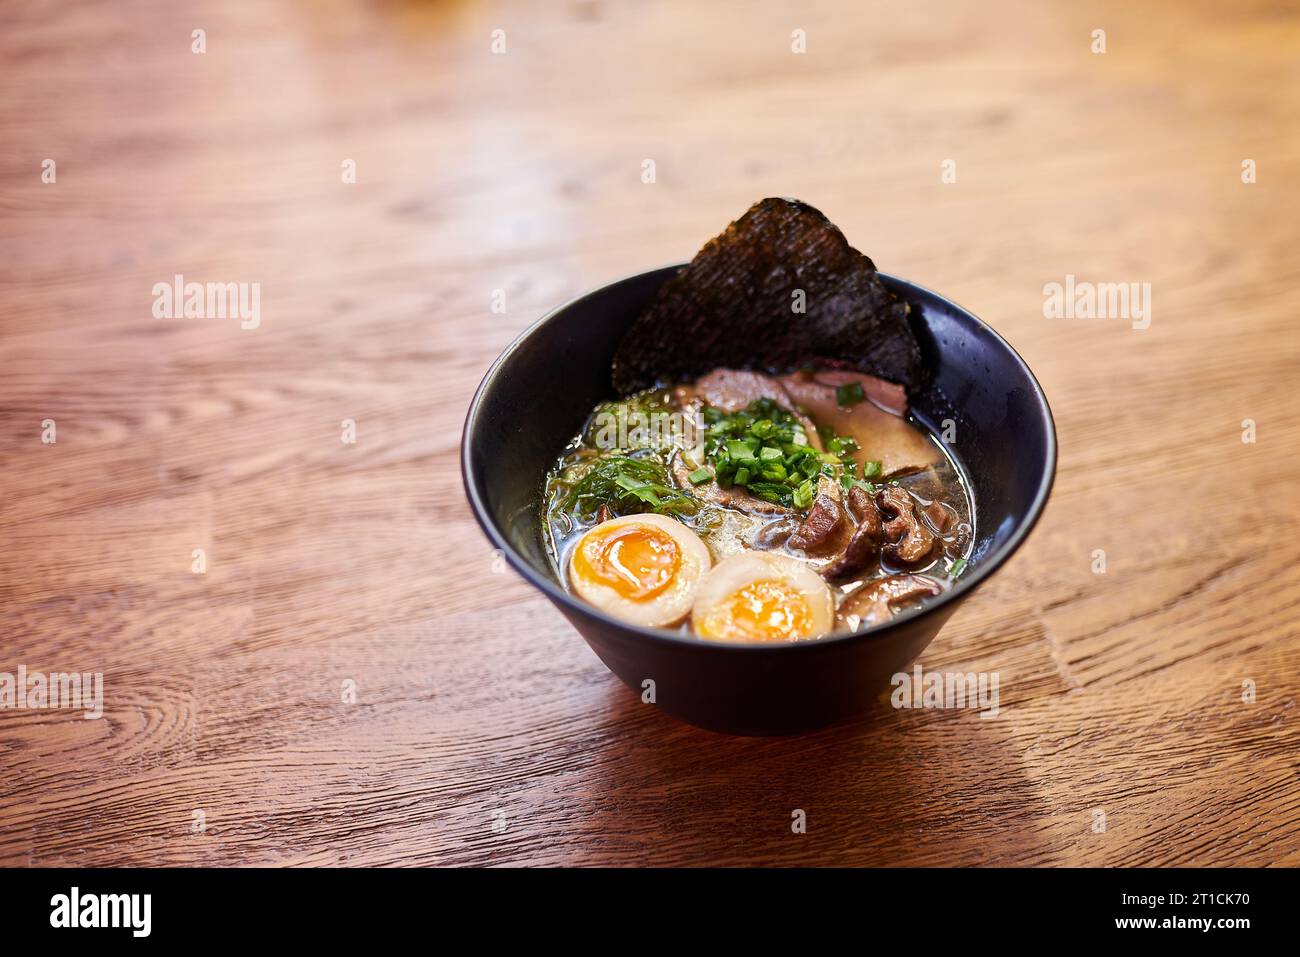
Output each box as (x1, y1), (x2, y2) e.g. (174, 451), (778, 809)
(462, 265), (1055, 735)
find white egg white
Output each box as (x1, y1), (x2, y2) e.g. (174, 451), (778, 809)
(567, 513), (711, 628)
(691, 551), (834, 642)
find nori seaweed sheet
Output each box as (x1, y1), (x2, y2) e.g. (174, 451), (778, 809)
(610, 198), (926, 396)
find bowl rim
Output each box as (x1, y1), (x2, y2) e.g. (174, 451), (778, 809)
(461, 263), (1057, 652)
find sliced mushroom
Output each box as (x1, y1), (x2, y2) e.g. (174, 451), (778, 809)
(875, 486), (938, 566)
(837, 574), (943, 631)
(787, 477), (851, 556)
(845, 483), (872, 519)
(822, 490), (886, 580)
(922, 499), (957, 534)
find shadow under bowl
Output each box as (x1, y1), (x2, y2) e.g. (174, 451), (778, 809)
(462, 265), (1056, 735)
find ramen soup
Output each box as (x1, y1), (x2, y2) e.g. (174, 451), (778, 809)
(543, 366), (973, 642)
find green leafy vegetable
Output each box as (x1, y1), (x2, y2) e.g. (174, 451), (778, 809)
(581, 389), (679, 452)
(560, 454), (698, 519)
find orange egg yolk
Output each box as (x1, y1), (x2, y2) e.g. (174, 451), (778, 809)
(697, 578), (813, 641)
(574, 525), (681, 601)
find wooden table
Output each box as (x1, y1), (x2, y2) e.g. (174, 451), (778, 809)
(2, 0), (1297, 867)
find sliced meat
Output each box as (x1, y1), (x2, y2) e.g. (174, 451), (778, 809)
(822, 488), (886, 580)
(837, 574), (944, 631)
(670, 452), (790, 516)
(675, 368), (823, 451)
(875, 486), (938, 566)
(786, 477), (850, 556)
(805, 368), (909, 416)
(778, 369), (937, 477)
(679, 368), (781, 413)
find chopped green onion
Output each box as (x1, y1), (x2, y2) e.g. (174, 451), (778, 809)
(700, 398), (863, 512)
(748, 481), (789, 504)
(688, 467), (713, 485)
(826, 435), (860, 458)
(792, 479), (816, 509)
(948, 558), (968, 579)
(835, 381), (865, 406)
(727, 439), (756, 462)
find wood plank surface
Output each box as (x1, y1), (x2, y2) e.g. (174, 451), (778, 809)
(1, 0), (1297, 867)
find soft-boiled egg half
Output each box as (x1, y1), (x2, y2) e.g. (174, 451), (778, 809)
(567, 513), (711, 628)
(691, 552), (834, 642)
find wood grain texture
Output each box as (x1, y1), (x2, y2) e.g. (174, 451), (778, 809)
(2, 0), (1298, 867)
